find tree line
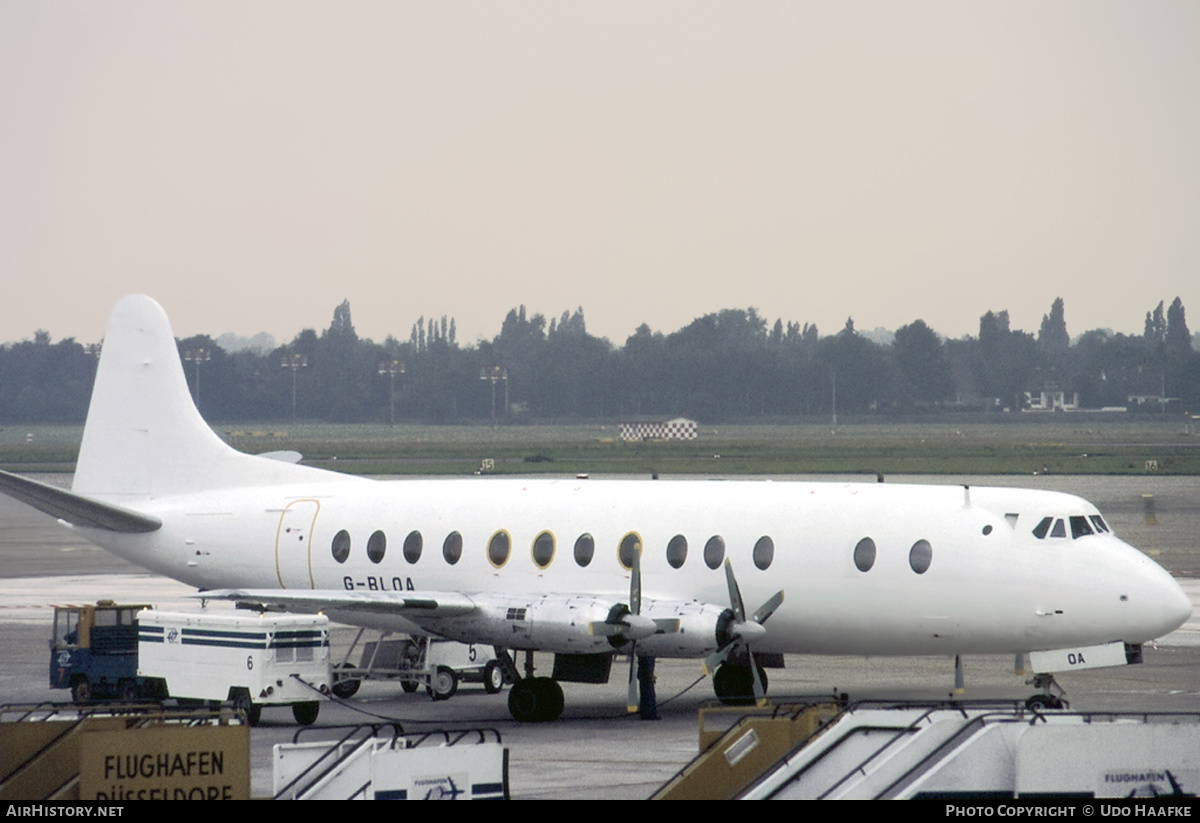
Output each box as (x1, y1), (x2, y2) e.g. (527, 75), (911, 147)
(2, 297), (1197, 425)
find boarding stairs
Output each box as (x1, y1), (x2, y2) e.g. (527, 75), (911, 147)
(274, 724), (508, 800)
(655, 700), (1200, 800)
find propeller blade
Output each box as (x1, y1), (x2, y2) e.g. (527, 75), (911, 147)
(627, 546), (642, 713)
(703, 646), (728, 676)
(749, 649), (767, 706)
(588, 613), (656, 640)
(588, 621), (623, 637)
(723, 559), (746, 623)
(752, 590), (785, 626)
(621, 614), (657, 639)
(630, 545), (641, 616)
(627, 653), (639, 713)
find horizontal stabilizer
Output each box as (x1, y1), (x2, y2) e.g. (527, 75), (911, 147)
(0, 468), (162, 533)
(199, 588), (478, 617)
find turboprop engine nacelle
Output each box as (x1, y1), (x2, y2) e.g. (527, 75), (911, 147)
(415, 593), (732, 659)
(421, 593), (623, 654)
(633, 599), (729, 658)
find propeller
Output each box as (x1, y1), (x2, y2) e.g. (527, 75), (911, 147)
(703, 559), (784, 705)
(586, 547), (677, 712)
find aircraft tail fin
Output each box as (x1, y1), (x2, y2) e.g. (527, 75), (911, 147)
(72, 295), (341, 504)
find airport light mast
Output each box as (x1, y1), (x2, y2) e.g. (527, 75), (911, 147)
(378, 359), (406, 427)
(281, 353), (307, 425)
(480, 366), (508, 427)
(184, 348), (210, 414)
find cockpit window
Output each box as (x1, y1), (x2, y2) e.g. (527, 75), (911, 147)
(1036, 513), (1110, 540)
(1069, 516), (1094, 539)
(1033, 517), (1053, 539)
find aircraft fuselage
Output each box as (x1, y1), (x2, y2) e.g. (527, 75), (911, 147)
(72, 475), (1189, 658)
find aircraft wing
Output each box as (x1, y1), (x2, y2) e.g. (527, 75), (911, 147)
(202, 587), (722, 659)
(199, 588), (479, 617)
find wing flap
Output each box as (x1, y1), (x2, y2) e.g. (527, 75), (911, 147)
(199, 588), (478, 617)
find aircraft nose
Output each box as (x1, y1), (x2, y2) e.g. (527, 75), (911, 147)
(1137, 560), (1193, 640)
(1117, 541), (1193, 641)
(1161, 575), (1193, 636)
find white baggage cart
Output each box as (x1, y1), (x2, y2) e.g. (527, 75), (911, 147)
(138, 610), (331, 725)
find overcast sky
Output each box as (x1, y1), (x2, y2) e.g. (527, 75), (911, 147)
(3, 2), (1198, 348)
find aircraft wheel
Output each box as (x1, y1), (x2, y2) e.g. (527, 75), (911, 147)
(508, 679), (539, 722)
(1025, 694), (1063, 711)
(71, 677), (92, 704)
(508, 677), (563, 722)
(538, 678), (564, 721)
(483, 660), (504, 694)
(713, 664), (755, 706)
(400, 679), (420, 694)
(427, 666), (458, 701)
(330, 663), (361, 699)
(292, 701), (320, 726)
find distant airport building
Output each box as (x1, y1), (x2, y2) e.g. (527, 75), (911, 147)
(620, 417), (698, 442)
(1023, 389), (1080, 411)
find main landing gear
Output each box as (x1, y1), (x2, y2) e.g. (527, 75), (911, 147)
(712, 661), (769, 706)
(508, 677), (565, 723)
(505, 650), (564, 722)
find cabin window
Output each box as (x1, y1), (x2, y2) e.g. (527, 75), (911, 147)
(403, 530), (422, 564)
(532, 531), (555, 569)
(853, 537), (876, 572)
(1069, 516), (1094, 539)
(331, 530), (350, 564)
(618, 532), (641, 570)
(909, 539), (932, 574)
(367, 530), (387, 564)
(574, 533), (595, 567)
(1032, 517), (1053, 539)
(666, 535), (688, 569)
(704, 536), (725, 570)
(443, 531), (463, 565)
(753, 536), (774, 570)
(488, 530), (512, 568)
(982, 524), (993, 536)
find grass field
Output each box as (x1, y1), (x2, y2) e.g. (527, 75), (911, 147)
(2, 417), (1198, 476)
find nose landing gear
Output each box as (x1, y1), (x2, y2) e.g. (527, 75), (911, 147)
(1024, 673), (1068, 710)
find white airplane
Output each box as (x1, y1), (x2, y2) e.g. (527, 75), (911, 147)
(0, 295), (1191, 722)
